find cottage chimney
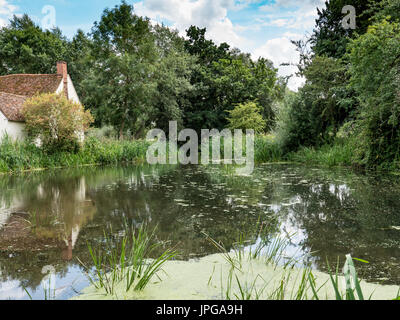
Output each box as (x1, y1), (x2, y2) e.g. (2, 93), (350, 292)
(57, 61), (68, 99)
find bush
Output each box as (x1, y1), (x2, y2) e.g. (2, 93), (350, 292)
(275, 91), (318, 154)
(288, 141), (354, 168)
(254, 135), (283, 163)
(227, 101), (266, 134)
(22, 93), (94, 153)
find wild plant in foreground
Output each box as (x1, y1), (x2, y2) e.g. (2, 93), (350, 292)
(79, 224), (177, 296)
(204, 218), (297, 272)
(318, 255), (371, 300)
(207, 223), (400, 301)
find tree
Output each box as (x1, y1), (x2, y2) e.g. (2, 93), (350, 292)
(311, 0), (377, 58)
(22, 93), (93, 152)
(370, 0), (400, 23)
(302, 55), (353, 136)
(184, 26), (282, 132)
(347, 19), (400, 166)
(0, 15), (68, 75)
(65, 30), (94, 103)
(83, 2), (195, 139)
(150, 24), (195, 134)
(227, 102), (266, 134)
(183, 26), (232, 132)
(276, 55), (354, 153)
(84, 1), (158, 139)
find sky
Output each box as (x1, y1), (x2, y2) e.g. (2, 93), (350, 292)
(0, 0), (327, 90)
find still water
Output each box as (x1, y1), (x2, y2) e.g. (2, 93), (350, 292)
(0, 164), (399, 299)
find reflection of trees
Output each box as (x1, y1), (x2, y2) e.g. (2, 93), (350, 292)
(273, 167), (400, 285)
(0, 168), (99, 291)
(0, 173), (96, 253)
(87, 165), (278, 259)
(1, 163), (400, 295)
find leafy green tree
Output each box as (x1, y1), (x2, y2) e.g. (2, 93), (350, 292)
(311, 0), (377, 58)
(227, 102), (266, 134)
(184, 26), (231, 64)
(276, 56), (352, 152)
(275, 91), (319, 153)
(83, 2), (195, 138)
(65, 30), (94, 104)
(83, 1), (158, 139)
(0, 15), (68, 75)
(370, 0), (400, 23)
(150, 24), (195, 134)
(302, 55), (353, 136)
(211, 57), (281, 131)
(184, 26), (281, 132)
(347, 19), (400, 166)
(183, 26), (232, 131)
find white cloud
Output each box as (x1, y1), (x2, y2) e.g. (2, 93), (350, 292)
(250, 0), (327, 90)
(134, 0), (250, 48)
(134, 0), (326, 91)
(0, 0), (17, 27)
(252, 34), (305, 91)
(259, 0), (325, 31)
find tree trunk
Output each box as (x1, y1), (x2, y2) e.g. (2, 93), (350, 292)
(119, 119), (125, 140)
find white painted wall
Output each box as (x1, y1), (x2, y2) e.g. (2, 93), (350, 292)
(0, 110), (26, 141)
(67, 76), (84, 143)
(67, 75), (81, 104)
(56, 77), (81, 104)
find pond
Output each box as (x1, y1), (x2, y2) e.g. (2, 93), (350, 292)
(0, 164), (399, 300)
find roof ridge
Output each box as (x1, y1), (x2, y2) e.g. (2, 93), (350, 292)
(0, 91), (28, 98)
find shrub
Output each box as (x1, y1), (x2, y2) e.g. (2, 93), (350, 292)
(22, 93), (94, 153)
(226, 101), (266, 134)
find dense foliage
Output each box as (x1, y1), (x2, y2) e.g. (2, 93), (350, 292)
(227, 102), (266, 134)
(347, 19), (400, 167)
(0, 1), (282, 141)
(1, 0), (400, 171)
(22, 93), (93, 153)
(276, 0), (400, 170)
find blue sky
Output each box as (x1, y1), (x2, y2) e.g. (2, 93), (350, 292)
(0, 0), (327, 90)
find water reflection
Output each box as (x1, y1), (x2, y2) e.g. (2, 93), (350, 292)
(0, 164), (399, 299)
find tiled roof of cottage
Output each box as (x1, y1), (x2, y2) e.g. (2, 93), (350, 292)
(0, 74), (63, 97)
(0, 74), (63, 122)
(0, 92), (28, 122)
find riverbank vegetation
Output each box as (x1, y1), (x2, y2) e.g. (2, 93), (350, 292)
(0, 135), (150, 174)
(1, 1), (399, 173)
(75, 221), (400, 300)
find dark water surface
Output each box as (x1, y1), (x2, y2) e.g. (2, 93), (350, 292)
(0, 164), (399, 299)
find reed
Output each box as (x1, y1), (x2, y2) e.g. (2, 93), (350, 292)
(79, 223), (177, 296)
(0, 135), (150, 174)
(205, 223), (400, 301)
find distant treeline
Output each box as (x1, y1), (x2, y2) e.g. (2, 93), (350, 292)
(1, 0), (400, 170)
(0, 1), (284, 140)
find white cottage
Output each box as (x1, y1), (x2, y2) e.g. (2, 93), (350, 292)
(0, 61), (81, 141)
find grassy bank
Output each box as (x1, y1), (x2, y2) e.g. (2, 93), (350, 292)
(287, 142), (355, 168)
(254, 135), (354, 168)
(0, 136), (150, 174)
(0, 134), (376, 174)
